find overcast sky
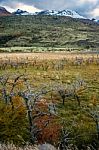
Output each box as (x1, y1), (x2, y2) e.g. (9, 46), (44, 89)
(0, 0), (99, 19)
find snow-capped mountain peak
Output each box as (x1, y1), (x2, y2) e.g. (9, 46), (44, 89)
(11, 8), (85, 19)
(58, 9), (85, 18)
(37, 9), (85, 19)
(13, 9), (30, 15)
(16, 9), (23, 13)
(37, 10), (58, 15)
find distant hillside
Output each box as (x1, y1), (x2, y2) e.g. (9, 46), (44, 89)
(0, 15), (99, 51)
(0, 6), (11, 16)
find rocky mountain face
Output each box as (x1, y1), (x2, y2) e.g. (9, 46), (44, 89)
(12, 9), (30, 15)
(0, 6), (11, 16)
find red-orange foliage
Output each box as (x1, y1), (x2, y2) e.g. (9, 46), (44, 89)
(33, 100), (61, 145)
(36, 115), (61, 144)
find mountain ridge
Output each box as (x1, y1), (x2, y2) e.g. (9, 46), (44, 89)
(0, 6), (11, 16)
(0, 6), (85, 19)
(36, 9), (85, 19)
(12, 9), (30, 15)
(13, 8), (85, 19)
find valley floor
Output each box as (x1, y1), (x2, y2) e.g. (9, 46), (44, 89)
(0, 52), (98, 61)
(0, 52), (99, 149)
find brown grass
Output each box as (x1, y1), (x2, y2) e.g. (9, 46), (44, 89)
(0, 143), (57, 150)
(0, 52), (98, 61)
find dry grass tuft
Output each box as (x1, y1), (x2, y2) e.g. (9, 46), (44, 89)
(0, 143), (57, 150)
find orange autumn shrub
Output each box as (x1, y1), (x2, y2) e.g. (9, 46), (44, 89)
(36, 115), (61, 145)
(33, 100), (61, 145)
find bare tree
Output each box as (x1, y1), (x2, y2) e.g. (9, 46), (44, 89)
(86, 105), (99, 140)
(18, 78), (56, 143)
(55, 79), (87, 106)
(0, 74), (23, 109)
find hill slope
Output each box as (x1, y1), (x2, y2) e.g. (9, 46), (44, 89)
(0, 6), (11, 16)
(0, 15), (99, 51)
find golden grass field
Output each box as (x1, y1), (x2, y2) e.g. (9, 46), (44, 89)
(0, 52), (98, 61)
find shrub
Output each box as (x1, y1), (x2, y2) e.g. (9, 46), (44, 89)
(0, 99), (29, 144)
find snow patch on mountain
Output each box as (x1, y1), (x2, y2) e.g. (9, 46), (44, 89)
(57, 10), (85, 18)
(13, 9), (30, 15)
(12, 8), (85, 19)
(37, 9), (85, 19)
